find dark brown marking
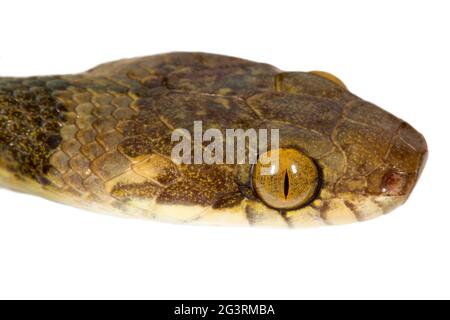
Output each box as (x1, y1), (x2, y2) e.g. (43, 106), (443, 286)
(318, 201), (333, 225)
(118, 136), (153, 158)
(111, 181), (161, 201)
(279, 210), (294, 228)
(212, 192), (244, 209)
(157, 164), (240, 207)
(343, 200), (365, 222)
(0, 77), (69, 183)
(245, 206), (259, 226)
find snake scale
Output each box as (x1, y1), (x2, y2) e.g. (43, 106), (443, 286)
(0, 52), (427, 228)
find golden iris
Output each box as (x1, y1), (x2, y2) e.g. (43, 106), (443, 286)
(252, 148), (320, 210)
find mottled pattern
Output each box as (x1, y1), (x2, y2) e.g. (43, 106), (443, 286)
(0, 52), (428, 227)
(0, 77), (69, 183)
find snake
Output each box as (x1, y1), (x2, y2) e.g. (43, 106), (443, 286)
(0, 52), (428, 228)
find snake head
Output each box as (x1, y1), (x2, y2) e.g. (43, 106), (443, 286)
(237, 71), (428, 227)
(0, 53), (428, 228)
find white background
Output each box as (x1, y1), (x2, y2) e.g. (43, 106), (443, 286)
(0, 0), (448, 300)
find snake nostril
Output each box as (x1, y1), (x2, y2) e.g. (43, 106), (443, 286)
(381, 170), (409, 196)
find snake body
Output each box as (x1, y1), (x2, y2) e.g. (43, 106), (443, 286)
(0, 53), (427, 227)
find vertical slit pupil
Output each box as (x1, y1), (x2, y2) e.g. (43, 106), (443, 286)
(284, 171), (289, 199)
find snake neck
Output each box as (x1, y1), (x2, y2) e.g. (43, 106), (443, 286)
(0, 77), (68, 185)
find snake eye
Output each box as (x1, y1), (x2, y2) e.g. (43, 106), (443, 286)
(251, 148), (320, 210)
(309, 71), (347, 89)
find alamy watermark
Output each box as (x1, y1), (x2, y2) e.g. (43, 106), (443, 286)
(171, 121), (280, 175)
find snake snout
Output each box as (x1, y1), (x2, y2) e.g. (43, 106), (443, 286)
(383, 123), (428, 198)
